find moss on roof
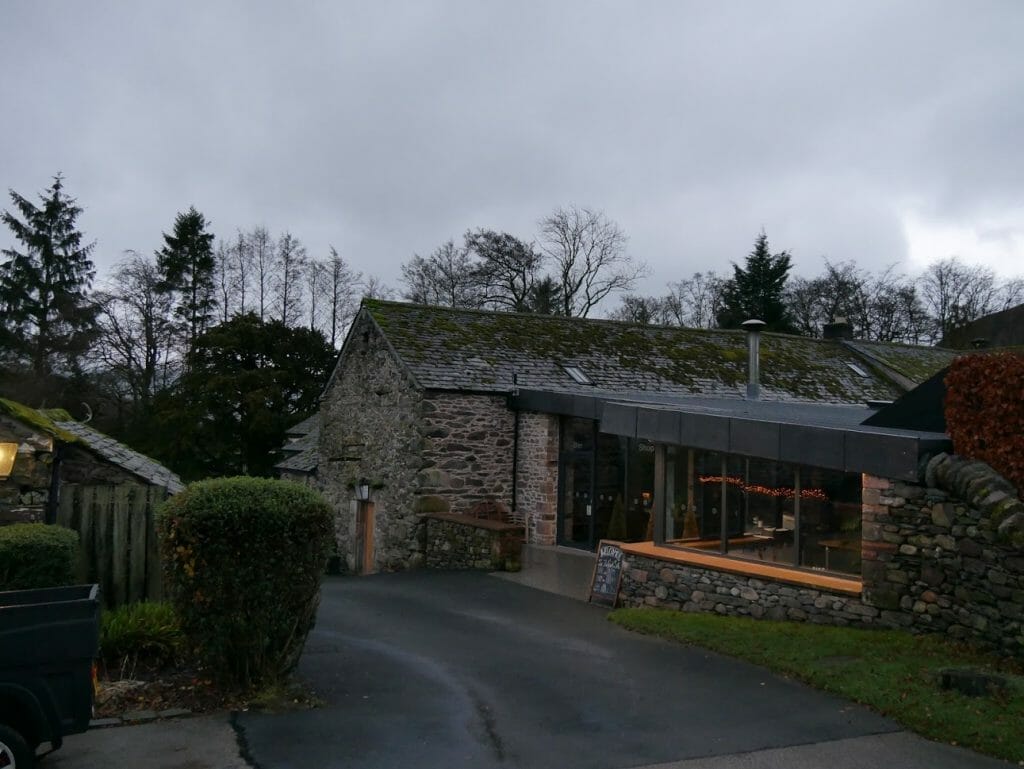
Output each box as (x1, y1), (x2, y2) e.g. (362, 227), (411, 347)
(0, 398), (80, 444)
(360, 300), (930, 403)
(843, 341), (957, 384)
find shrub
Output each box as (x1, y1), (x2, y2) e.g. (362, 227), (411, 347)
(0, 523), (79, 590)
(945, 352), (1024, 490)
(101, 601), (182, 669)
(157, 477), (333, 688)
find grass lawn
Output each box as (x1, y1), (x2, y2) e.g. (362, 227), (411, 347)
(610, 608), (1024, 763)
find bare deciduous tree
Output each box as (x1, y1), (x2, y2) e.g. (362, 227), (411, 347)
(233, 230), (250, 316)
(400, 240), (485, 308)
(273, 231), (307, 326)
(93, 251), (178, 406)
(464, 229), (544, 312)
(247, 226), (274, 321)
(538, 206), (645, 317)
(214, 240), (235, 323)
(362, 274), (395, 300)
(920, 257), (1001, 343)
(321, 246), (361, 347)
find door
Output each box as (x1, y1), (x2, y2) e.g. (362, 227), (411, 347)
(353, 501), (375, 575)
(559, 453), (593, 548)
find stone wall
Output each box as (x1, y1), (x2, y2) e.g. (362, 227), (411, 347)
(0, 452), (49, 525)
(419, 392), (515, 519)
(319, 312), (427, 572)
(1, 416), (54, 524)
(423, 512), (523, 571)
(620, 556), (875, 624)
(861, 454), (1024, 655)
(513, 410), (559, 545)
(320, 314), (533, 573)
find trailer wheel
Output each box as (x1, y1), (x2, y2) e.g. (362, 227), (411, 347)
(0, 723), (33, 769)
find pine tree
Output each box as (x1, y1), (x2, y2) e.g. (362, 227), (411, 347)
(156, 207), (216, 356)
(0, 174), (98, 378)
(716, 231), (795, 332)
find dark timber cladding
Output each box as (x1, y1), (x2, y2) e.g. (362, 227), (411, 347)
(600, 401), (950, 481)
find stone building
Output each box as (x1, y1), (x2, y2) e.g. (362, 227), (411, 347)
(0, 398), (183, 525)
(315, 300), (956, 575)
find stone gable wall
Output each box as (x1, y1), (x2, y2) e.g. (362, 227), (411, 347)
(319, 313), (427, 572)
(514, 411), (559, 545)
(861, 454), (1024, 655)
(418, 392), (515, 519)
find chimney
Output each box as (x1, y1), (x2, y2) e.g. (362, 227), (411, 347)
(823, 317), (853, 340)
(741, 319), (767, 400)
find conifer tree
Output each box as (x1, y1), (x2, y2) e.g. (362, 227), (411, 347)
(0, 174), (98, 378)
(716, 230), (795, 332)
(156, 206), (216, 355)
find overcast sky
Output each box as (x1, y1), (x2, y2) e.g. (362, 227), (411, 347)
(2, 1), (1022, 309)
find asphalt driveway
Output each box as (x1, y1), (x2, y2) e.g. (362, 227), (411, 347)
(233, 572), (1013, 769)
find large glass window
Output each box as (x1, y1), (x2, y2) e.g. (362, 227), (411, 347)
(658, 447), (861, 576)
(557, 419), (647, 548)
(796, 466), (862, 574)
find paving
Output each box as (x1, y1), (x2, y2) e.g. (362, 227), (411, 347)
(51, 569), (1016, 769)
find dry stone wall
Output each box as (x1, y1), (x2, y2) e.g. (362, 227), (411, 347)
(513, 411), (559, 545)
(423, 512), (523, 570)
(620, 557), (874, 624)
(861, 454), (1024, 655)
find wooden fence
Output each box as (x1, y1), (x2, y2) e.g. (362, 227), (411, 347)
(57, 483), (167, 608)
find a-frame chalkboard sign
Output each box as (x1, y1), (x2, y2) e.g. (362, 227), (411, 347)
(588, 540), (624, 607)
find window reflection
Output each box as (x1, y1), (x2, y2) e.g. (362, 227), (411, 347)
(660, 448), (861, 576)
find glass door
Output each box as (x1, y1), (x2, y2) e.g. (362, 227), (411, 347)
(559, 452), (593, 547)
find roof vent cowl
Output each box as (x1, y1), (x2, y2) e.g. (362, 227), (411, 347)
(741, 319), (767, 400)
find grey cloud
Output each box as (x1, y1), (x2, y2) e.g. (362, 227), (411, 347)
(2, 0), (1022, 306)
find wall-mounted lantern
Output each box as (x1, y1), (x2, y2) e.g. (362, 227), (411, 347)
(0, 442), (18, 480)
(354, 479), (371, 502)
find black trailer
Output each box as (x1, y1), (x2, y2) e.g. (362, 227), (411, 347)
(0, 584), (100, 768)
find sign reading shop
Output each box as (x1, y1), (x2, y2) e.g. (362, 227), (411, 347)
(589, 540), (624, 607)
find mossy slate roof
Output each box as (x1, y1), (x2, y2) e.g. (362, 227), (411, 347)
(0, 398), (183, 492)
(361, 300), (955, 404)
(51, 419), (184, 493)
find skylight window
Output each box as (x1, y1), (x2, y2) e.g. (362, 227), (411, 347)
(563, 365), (593, 385)
(847, 363), (870, 378)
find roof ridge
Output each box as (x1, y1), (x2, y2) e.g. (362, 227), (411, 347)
(361, 298), (864, 345)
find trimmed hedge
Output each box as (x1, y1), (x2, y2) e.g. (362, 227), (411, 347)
(157, 477), (333, 688)
(0, 523), (79, 590)
(946, 352), (1024, 490)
